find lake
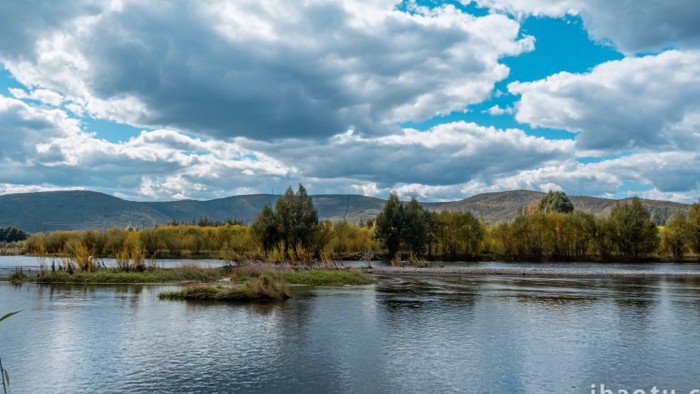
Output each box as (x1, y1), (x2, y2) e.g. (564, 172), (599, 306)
(1, 258), (700, 393)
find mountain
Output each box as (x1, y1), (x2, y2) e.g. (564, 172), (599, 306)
(0, 190), (692, 232)
(0, 191), (171, 232)
(437, 190), (691, 224)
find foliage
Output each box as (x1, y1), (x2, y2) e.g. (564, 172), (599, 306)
(401, 198), (428, 256)
(375, 194), (488, 261)
(17, 192), (700, 263)
(374, 193), (405, 257)
(603, 198), (659, 259)
(661, 213), (691, 261)
(0, 227), (28, 243)
(251, 204), (279, 254)
(484, 210), (596, 261)
(251, 184), (322, 261)
(537, 191), (574, 214)
(434, 210), (484, 260)
(688, 200), (700, 254)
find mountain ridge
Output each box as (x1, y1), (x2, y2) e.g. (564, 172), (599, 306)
(0, 189), (692, 232)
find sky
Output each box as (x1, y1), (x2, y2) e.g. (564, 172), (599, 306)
(0, 0), (699, 202)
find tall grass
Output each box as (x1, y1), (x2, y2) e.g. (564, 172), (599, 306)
(159, 274), (290, 301)
(32, 267), (223, 284)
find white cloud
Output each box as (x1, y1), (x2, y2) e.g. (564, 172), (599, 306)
(471, 0), (700, 54)
(2, 1), (700, 204)
(483, 104), (514, 116)
(0, 0), (533, 140)
(1, 92), (698, 202)
(241, 121), (574, 188)
(509, 50), (700, 152)
(8, 88), (64, 106)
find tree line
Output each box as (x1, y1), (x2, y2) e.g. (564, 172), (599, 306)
(0, 226), (28, 244)
(373, 190), (700, 262)
(20, 187), (700, 263)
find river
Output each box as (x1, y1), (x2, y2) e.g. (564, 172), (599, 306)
(1, 257), (700, 393)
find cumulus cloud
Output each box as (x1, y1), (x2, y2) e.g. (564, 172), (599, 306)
(0, 94), (294, 199)
(509, 50), (700, 152)
(0, 0), (532, 140)
(470, 0), (700, 54)
(240, 121), (573, 188)
(8, 88), (63, 106)
(483, 104), (514, 116)
(3, 92), (699, 202)
(2, 1), (699, 203)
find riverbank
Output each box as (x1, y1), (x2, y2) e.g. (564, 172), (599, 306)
(5, 264), (375, 286)
(368, 266), (700, 278)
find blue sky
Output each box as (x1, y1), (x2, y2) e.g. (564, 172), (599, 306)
(0, 1), (699, 202)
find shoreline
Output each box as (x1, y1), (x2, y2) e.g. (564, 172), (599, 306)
(367, 266), (700, 278)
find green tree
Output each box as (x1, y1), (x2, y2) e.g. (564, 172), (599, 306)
(252, 204), (280, 253)
(254, 184), (320, 259)
(566, 210), (596, 259)
(606, 198), (659, 258)
(401, 198), (427, 256)
(661, 213), (690, 261)
(291, 184), (319, 254)
(688, 200), (700, 254)
(424, 210), (439, 259)
(374, 193), (404, 257)
(275, 187), (296, 257)
(537, 191), (574, 214)
(436, 210), (483, 260)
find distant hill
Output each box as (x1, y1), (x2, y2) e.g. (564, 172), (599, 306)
(0, 190), (692, 232)
(436, 190), (691, 224)
(0, 191), (171, 232)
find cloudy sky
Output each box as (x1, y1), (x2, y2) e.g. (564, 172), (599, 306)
(1, 0), (699, 202)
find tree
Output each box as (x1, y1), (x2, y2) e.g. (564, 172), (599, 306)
(252, 204), (279, 253)
(661, 213), (690, 261)
(275, 187), (296, 257)
(688, 200), (700, 254)
(401, 198), (427, 256)
(566, 210), (596, 259)
(374, 193), (404, 257)
(291, 184), (319, 254)
(0, 227), (28, 243)
(436, 210), (483, 260)
(537, 191), (574, 214)
(252, 184), (320, 259)
(606, 198), (659, 258)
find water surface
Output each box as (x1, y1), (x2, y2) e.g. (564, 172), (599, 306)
(2, 272), (700, 393)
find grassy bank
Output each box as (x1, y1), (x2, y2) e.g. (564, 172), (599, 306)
(7, 263), (375, 286)
(10, 266), (224, 284)
(159, 274), (290, 302)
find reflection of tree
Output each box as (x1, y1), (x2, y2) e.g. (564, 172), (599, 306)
(376, 276), (478, 330)
(507, 277), (599, 308)
(606, 278), (659, 337)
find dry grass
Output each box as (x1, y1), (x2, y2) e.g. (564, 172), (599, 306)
(159, 274), (290, 302)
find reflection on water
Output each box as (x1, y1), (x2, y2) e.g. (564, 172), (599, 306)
(1, 274), (700, 393)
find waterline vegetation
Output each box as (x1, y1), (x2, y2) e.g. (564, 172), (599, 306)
(13, 186), (700, 265)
